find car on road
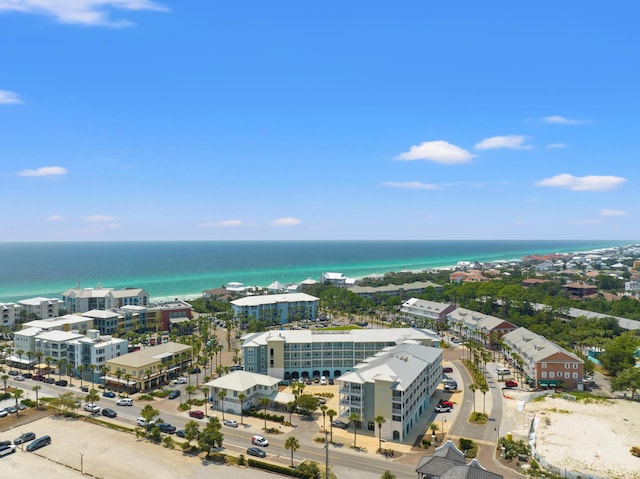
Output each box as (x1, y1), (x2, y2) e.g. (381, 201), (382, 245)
(176, 429), (186, 438)
(159, 422), (177, 434)
(223, 419), (238, 428)
(8, 370), (18, 376)
(0, 410), (7, 418)
(251, 435), (269, 446)
(167, 390), (181, 400)
(4, 406), (17, 414)
(189, 410), (204, 419)
(26, 435), (51, 452)
(80, 386), (89, 392)
(83, 403), (100, 414)
(23, 373), (33, 379)
(0, 444), (17, 457)
(443, 367), (454, 373)
(435, 405), (452, 413)
(331, 420), (349, 429)
(54, 379), (68, 387)
(43, 377), (55, 384)
(246, 447), (266, 458)
(444, 381), (457, 391)
(505, 380), (518, 388)
(14, 374), (25, 381)
(137, 417), (160, 427)
(14, 432), (36, 445)
(173, 377), (187, 385)
(116, 398), (133, 406)
(438, 400), (453, 408)
(103, 391), (116, 398)
(102, 408), (117, 418)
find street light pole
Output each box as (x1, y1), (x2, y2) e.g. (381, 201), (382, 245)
(324, 429), (329, 479)
(80, 452), (84, 475)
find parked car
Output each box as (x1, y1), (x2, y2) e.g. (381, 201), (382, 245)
(32, 375), (45, 381)
(223, 419), (238, 428)
(14, 375), (25, 381)
(175, 429), (186, 438)
(444, 381), (457, 391)
(43, 377), (55, 384)
(328, 378), (334, 385)
(167, 390), (181, 400)
(102, 391), (116, 398)
(26, 435), (51, 452)
(443, 367), (454, 373)
(0, 440), (10, 447)
(80, 386), (89, 392)
(251, 435), (269, 446)
(189, 410), (204, 419)
(54, 379), (68, 387)
(23, 373), (33, 379)
(4, 406), (17, 414)
(319, 376), (327, 385)
(14, 432), (36, 445)
(0, 444), (17, 457)
(331, 420), (349, 429)
(159, 422), (177, 434)
(505, 380), (518, 388)
(102, 408), (117, 418)
(438, 400), (454, 408)
(8, 370), (18, 376)
(137, 417), (159, 427)
(83, 403), (100, 414)
(435, 405), (452, 413)
(246, 447), (266, 458)
(173, 377), (187, 385)
(116, 398), (133, 406)
(0, 410), (8, 418)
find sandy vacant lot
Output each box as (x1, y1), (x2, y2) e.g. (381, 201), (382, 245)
(524, 396), (640, 479)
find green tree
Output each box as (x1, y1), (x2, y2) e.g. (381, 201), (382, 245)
(238, 393), (247, 425)
(184, 419), (201, 445)
(201, 386), (209, 417)
(1, 374), (8, 394)
(85, 388), (100, 406)
(375, 415), (385, 453)
(13, 389), (24, 417)
(469, 384), (477, 414)
(600, 333), (640, 375)
(611, 366), (640, 400)
(33, 385), (41, 408)
(140, 404), (161, 433)
(381, 471), (396, 479)
(218, 390), (227, 421)
(198, 416), (224, 458)
(327, 409), (337, 443)
(285, 436), (300, 467)
(349, 413), (361, 448)
(259, 397), (271, 429)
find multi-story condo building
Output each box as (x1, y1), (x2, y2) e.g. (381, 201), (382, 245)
(62, 283), (149, 313)
(447, 308), (516, 349)
(104, 341), (192, 392)
(18, 297), (60, 320)
(0, 302), (20, 330)
(67, 329), (128, 379)
(348, 281), (443, 300)
(337, 342), (442, 441)
(205, 371), (281, 415)
(147, 300), (192, 331)
(501, 327), (584, 389)
(22, 314), (94, 333)
(81, 306), (148, 336)
(241, 328), (439, 381)
(401, 298), (456, 329)
(231, 293), (319, 325)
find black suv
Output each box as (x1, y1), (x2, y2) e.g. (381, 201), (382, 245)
(26, 435), (51, 452)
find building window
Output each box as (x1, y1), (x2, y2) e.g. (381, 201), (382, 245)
(549, 372), (555, 379)
(565, 363), (570, 369)
(541, 372), (547, 378)
(572, 372), (578, 379)
(564, 372), (570, 379)
(541, 363), (547, 369)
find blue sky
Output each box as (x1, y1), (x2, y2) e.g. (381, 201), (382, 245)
(0, 1), (637, 241)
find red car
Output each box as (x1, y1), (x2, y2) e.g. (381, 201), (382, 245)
(438, 400), (453, 408)
(189, 410), (205, 419)
(505, 380), (518, 388)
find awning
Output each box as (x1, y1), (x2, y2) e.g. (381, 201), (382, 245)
(539, 380), (560, 387)
(169, 317), (190, 324)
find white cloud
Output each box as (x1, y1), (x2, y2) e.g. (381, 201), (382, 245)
(601, 209), (627, 217)
(0, 0), (168, 27)
(46, 215), (65, 221)
(84, 214), (115, 223)
(395, 140), (475, 164)
(542, 115), (589, 125)
(382, 181), (441, 190)
(18, 166), (68, 177)
(216, 220), (243, 227)
(475, 135), (532, 150)
(571, 219), (603, 225)
(535, 174), (627, 192)
(272, 217), (301, 227)
(0, 89), (22, 104)
(547, 143), (567, 149)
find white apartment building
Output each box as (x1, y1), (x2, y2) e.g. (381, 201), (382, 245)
(337, 342), (442, 441)
(400, 298), (456, 329)
(62, 283), (149, 313)
(67, 329), (128, 373)
(231, 292), (319, 325)
(18, 297), (60, 320)
(0, 302), (20, 330)
(241, 328), (439, 380)
(22, 314), (94, 333)
(205, 371), (281, 415)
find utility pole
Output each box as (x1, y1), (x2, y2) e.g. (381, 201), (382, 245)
(324, 429), (329, 479)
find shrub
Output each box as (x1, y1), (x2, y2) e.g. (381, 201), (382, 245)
(247, 458), (314, 478)
(138, 394), (154, 401)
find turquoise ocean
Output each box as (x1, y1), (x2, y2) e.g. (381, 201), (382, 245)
(0, 240), (633, 303)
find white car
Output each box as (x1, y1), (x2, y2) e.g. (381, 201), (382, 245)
(173, 377), (187, 385)
(14, 375), (25, 381)
(83, 403), (101, 414)
(137, 417), (159, 427)
(251, 435), (269, 447)
(0, 444), (17, 457)
(116, 398), (133, 406)
(319, 376), (327, 385)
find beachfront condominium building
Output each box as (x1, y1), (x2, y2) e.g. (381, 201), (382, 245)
(18, 297), (60, 320)
(0, 302), (20, 330)
(241, 328), (439, 380)
(337, 342), (442, 441)
(501, 327), (584, 389)
(62, 283), (149, 313)
(447, 308), (517, 349)
(147, 300), (193, 331)
(400, 298), (456, 330)
(22, 314), (94, 333)
(231, 293), (319, 325)
(81, 306), (148, 336)
(347, 281), (443, 301)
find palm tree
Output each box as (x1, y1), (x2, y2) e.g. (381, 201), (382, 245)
(13, 389), (24, 417)
(144, 368), (152, 391)
(429, 422), (439, 441)
(349, 413), (361, 448)
(480, 383), (489, 414)
(327, 409), (337, 443)
(56, 359), (65, 380)
(77, 365), (85, 389)
(100, 366), (109, 387)
(381, 471), (396, 479)
(45, 356), (53, 378)
(259, 397), (271, 429)
(375, 415), (386, 453)
(33, 385), (41, 408)
(218, 390), (227, 421)
(185, 385), (197, 410)
(1, 374), (8, 394)
(34, 351), (44, 373)
(16, 349), (24, 373)
(284, 436), (300, 467)
(201, 386), (210, 417)
(88, 364), (97, 389)
(469, 384), (478, 414)
(238, 393), (247, 425)
(320, 405), (328, 430)
(85, 388), (100, 406)
(26, 351), (34, 372)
